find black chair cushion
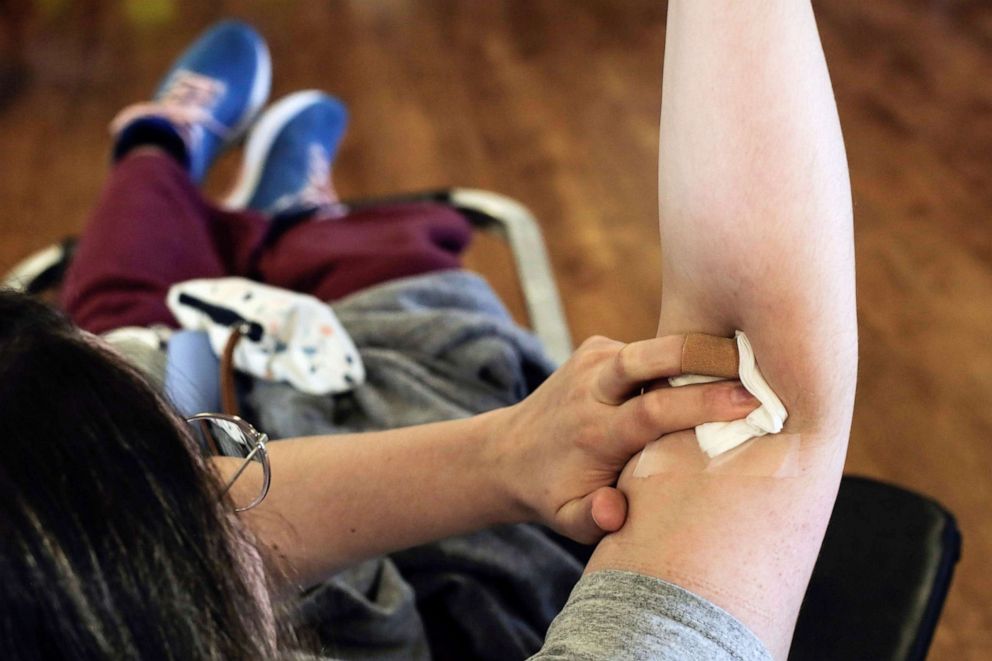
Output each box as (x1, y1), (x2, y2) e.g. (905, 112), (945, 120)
(790, 475), (961, 660)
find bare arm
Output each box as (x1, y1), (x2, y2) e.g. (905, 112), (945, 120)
(216, 335), (759, 592)
(586, 2), (857, 658)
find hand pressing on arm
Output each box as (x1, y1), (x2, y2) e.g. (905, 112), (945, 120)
(497, 334), (758, 544)
(216, 333), (759, 591)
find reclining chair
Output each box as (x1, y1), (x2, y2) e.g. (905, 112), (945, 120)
(3, 188), (961, 660)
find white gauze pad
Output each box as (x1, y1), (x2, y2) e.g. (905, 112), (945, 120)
(669, 331), (787, 458)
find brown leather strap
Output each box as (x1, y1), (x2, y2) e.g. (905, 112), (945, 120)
(220, 325), (244, 417)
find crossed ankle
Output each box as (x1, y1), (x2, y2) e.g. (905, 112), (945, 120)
(111, 115), (191, 171)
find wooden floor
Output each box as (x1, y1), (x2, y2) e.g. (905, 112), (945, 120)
(1, 1), (990, 658)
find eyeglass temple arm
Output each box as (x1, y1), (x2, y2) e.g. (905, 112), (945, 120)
(218, 444), (263, 498)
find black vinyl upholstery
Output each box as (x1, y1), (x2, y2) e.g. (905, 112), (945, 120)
(791, 475), (961, 660)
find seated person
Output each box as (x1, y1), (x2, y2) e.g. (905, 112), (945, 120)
(0, 1), (855, 659)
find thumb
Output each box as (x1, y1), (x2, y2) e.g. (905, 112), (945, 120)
(555, 487), (629, 545)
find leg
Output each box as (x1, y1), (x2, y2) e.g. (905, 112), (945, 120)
(61, 21), (272, 333)
(61, 152), (270, 334)
(255, 202), (472, 301)
(226, 90), (473, 300)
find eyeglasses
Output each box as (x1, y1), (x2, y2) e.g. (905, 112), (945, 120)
(186, 413), (271, 512)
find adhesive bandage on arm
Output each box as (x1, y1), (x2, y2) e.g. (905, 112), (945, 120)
(673, 331), (787, 457)
(635, 331), (797, 478)
(679, 333), (740, 379)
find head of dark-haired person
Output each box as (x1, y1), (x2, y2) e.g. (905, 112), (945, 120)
(0, 290), (281, 659)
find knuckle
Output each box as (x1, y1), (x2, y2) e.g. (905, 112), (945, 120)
(701, 382), (733, 411)
(618, 341), (639, 371)
(611, 348), (631, 383)
(575, 430), (599, 453)
(580, 335), (609, 350)
(576, 336), (623, 371)
(585, 334), (623, 354)
(634, 393), (668, 430)
(609, 341), (644, 389)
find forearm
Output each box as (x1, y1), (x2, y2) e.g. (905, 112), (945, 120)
(221, 409), (524, 590)
(220, 332), (764, 594)
(588, 2), (857, 658)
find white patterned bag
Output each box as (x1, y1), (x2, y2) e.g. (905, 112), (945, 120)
(167, 277), (364, 395)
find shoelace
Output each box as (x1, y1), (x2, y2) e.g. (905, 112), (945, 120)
(109, 69), (231, 148)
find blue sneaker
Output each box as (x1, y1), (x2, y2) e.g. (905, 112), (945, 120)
(111, 20), (271, 183)
(223, 90), (349, 218)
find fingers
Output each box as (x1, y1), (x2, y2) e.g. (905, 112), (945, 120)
(613, 380), (760, 456)
(556, 487), (629, 545)
(590, 486), (628, 533)
(594, 335), (686, 404)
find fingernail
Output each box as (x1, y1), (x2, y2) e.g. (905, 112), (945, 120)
(732, 385), (759, 406)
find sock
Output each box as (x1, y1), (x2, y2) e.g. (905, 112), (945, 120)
(112, 116), (191, 170)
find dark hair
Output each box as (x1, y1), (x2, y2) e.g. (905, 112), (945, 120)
(0, 290), (281, 659)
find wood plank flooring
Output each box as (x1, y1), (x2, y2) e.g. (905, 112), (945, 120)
(1, 1), (989, 658)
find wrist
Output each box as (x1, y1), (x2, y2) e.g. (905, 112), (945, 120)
(477, 405), (536, 526)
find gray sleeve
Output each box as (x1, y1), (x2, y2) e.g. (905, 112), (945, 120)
(531, 570), (772, 661)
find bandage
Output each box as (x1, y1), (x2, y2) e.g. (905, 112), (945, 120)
(675, 331), (787, 457)
(634, 331), (794, 477)
(680, 333), (739, 379)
